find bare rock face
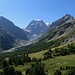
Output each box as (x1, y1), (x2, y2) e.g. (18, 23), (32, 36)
(25, 19), (49, 39)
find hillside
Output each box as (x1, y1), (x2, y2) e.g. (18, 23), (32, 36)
(0, 40), (75, 75)
(37, 14), (75, 45)
(0, 16), (28, 40)
(0, 16), (31, 51)
(0, 27), (17, 51)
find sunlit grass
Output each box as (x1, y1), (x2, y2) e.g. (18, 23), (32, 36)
(14, 54), (75, 75)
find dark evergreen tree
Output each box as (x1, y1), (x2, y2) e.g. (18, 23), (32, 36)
(66, 67), (75, 75)
(8, 58), (13, 65)
(8, 67), (16, 75)
(16, 71), (22, 75)
(54, 70), (61, 75)
(26, 62), (46, 75)
(32, 57), (37, 62)
(25, 69), (30, 75)
(0, 71), (3, 75)
(2, 60), (8, 68)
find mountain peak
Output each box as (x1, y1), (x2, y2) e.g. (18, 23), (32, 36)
(0, 16), (5, 19)
(0, 16), (28, 40)
(33, 19), (43, 22)
(63, 14), (74, 20)
(51, 14), (74, 27)
(46, 22), (50, 27)
(65, 14), (72, 16)
(25, 19), (48, 39)
(36, 19), (42, 22)
(0, 16), (8, 19)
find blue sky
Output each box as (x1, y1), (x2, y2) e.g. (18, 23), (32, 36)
(0, 0), (75, 28)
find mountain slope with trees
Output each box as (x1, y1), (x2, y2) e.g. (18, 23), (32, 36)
(37, 14), (75, 44)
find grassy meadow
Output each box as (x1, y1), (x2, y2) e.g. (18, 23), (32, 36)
(13, 53), (75, 75)
(1, 42), (75, 75)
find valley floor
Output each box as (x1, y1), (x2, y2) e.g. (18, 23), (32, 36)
(14, 54), (75, 75)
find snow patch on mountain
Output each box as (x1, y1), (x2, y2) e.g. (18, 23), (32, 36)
(46, 22), (50, 27)
(36, 19), (42, 22)
(25, 29), (31, 33)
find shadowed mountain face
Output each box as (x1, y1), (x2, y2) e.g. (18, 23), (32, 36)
(0, 16), (28, 40)
(0, 16), (29, 51)
(0, 27), (16, 51)
(25, 20), (49, 39)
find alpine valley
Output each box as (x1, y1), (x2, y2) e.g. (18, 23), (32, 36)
(1, 14), (75, 75)
(0, 16), (50, 51)
(0, 14), (75, 51)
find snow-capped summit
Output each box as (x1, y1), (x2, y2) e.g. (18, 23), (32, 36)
(36, 19), (42, 22)
(25, 19), (49, 39)
(46, 22), (50, 27)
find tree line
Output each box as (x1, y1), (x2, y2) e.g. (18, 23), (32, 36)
(43, 43), (75, 60)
